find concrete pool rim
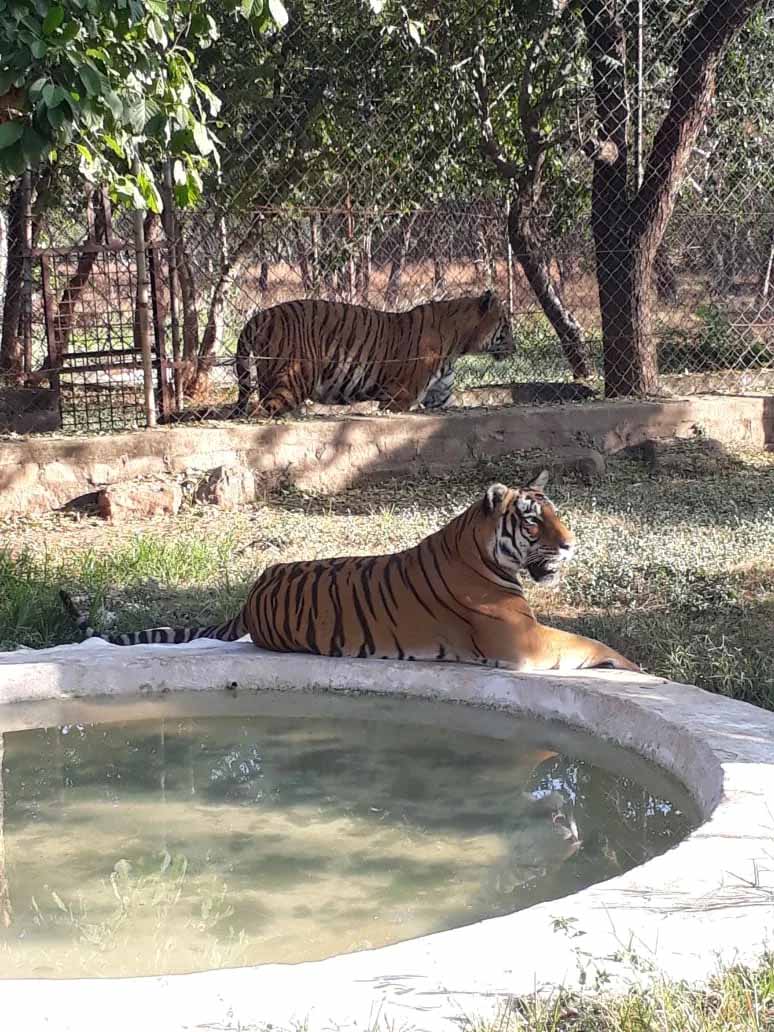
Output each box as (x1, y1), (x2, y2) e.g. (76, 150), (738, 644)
(0, 638), (772, 1032)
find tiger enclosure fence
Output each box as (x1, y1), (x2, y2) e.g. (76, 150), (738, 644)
(0, 0), (773, 433)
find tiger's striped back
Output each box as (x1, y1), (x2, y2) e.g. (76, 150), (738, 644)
(234, 291), (513, 418)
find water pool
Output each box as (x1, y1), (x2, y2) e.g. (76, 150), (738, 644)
(0, 690), (697, 978)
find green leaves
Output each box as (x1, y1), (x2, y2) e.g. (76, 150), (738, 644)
(238, 0), (288, 29)
(78, 64), (105, 98)
(0, 0), (288, 202)
(191, 121), (212, 155)
(41, 5), (64, 34)
(0, 121), (24, 149)
(0, 120), (26, 175)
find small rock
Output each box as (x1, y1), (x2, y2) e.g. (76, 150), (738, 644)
(97, 480), (182, 520)
(195, 464), (257, 509)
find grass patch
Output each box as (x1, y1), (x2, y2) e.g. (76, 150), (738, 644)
(0, 437), (772, 707)
(490, 955), (774, 1031)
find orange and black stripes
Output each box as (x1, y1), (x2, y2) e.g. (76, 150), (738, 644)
(234, 292), (514, 418)
(58, 476), (640, 674)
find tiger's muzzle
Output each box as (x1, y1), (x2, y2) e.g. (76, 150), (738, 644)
(526, 540), (575, 586)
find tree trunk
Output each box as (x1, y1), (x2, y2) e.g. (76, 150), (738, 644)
(159, 185), (199, 380)
(358, 225), (373, 304)
(0, 180), (26, 376)
(46, 190), (109, 368)
(189, 215), (264, 394)
(581, 0), (646, 396)
(582, 0), (762, 397)
(508, 200), (592, 380)
(433, 256), (447, 298)
(304, 214), (320, 294)
(472, 22), (592, 382)
(384, 213), (418, 308)
(0, 205), (7, 316)
(175, 236), (199, 370)
(259, 259), (270, 294)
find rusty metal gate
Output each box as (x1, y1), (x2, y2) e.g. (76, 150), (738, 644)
(34, 239), (174, 432)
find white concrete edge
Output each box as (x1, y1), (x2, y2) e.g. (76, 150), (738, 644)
(1, 640), (773, 1032)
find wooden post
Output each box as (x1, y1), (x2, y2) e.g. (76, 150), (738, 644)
(162, 162), (183, 411)
(132, 163), (157, 428)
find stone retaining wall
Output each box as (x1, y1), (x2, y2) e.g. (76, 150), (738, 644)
(0, 393), (770, 516)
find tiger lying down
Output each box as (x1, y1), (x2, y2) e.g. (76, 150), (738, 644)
(60, 472), (639, 673)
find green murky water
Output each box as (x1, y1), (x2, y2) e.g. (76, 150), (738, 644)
(0, 691), (698, 978)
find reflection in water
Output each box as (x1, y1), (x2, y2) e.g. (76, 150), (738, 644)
(0, 735), (11, 928)
(0, 706), (696, 978)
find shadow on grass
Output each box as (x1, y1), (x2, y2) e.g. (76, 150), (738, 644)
(546, 586), (774, 710)
(264, 434), (771, 532)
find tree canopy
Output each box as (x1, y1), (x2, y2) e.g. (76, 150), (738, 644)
(0, 0), (287, 207)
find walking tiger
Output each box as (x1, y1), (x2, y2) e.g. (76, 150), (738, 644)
(233, 290), (514, 418)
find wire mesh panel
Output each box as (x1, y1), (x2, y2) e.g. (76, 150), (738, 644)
(0, 0), (772, 431)
(36, 244), (171, 432)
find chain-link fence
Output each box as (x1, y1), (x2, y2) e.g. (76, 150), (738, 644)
(1, 0), (772, 433)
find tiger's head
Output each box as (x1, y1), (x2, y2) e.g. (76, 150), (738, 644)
(473, 290), (515, 359)
(481, 471), (575, 586)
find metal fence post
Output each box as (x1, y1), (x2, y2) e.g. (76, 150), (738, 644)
(131, 170), (157, 429)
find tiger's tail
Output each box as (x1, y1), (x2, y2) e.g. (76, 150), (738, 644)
(59, 590), (247, 647)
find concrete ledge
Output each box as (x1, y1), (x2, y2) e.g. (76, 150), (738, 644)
(1, 640), (773, 1032)
(0, 393), (771, 515)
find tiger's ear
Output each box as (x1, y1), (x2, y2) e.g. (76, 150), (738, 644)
(483, 482), (509, 515)
(479, 289), (494, 314)
(527, 469), (550, 492)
